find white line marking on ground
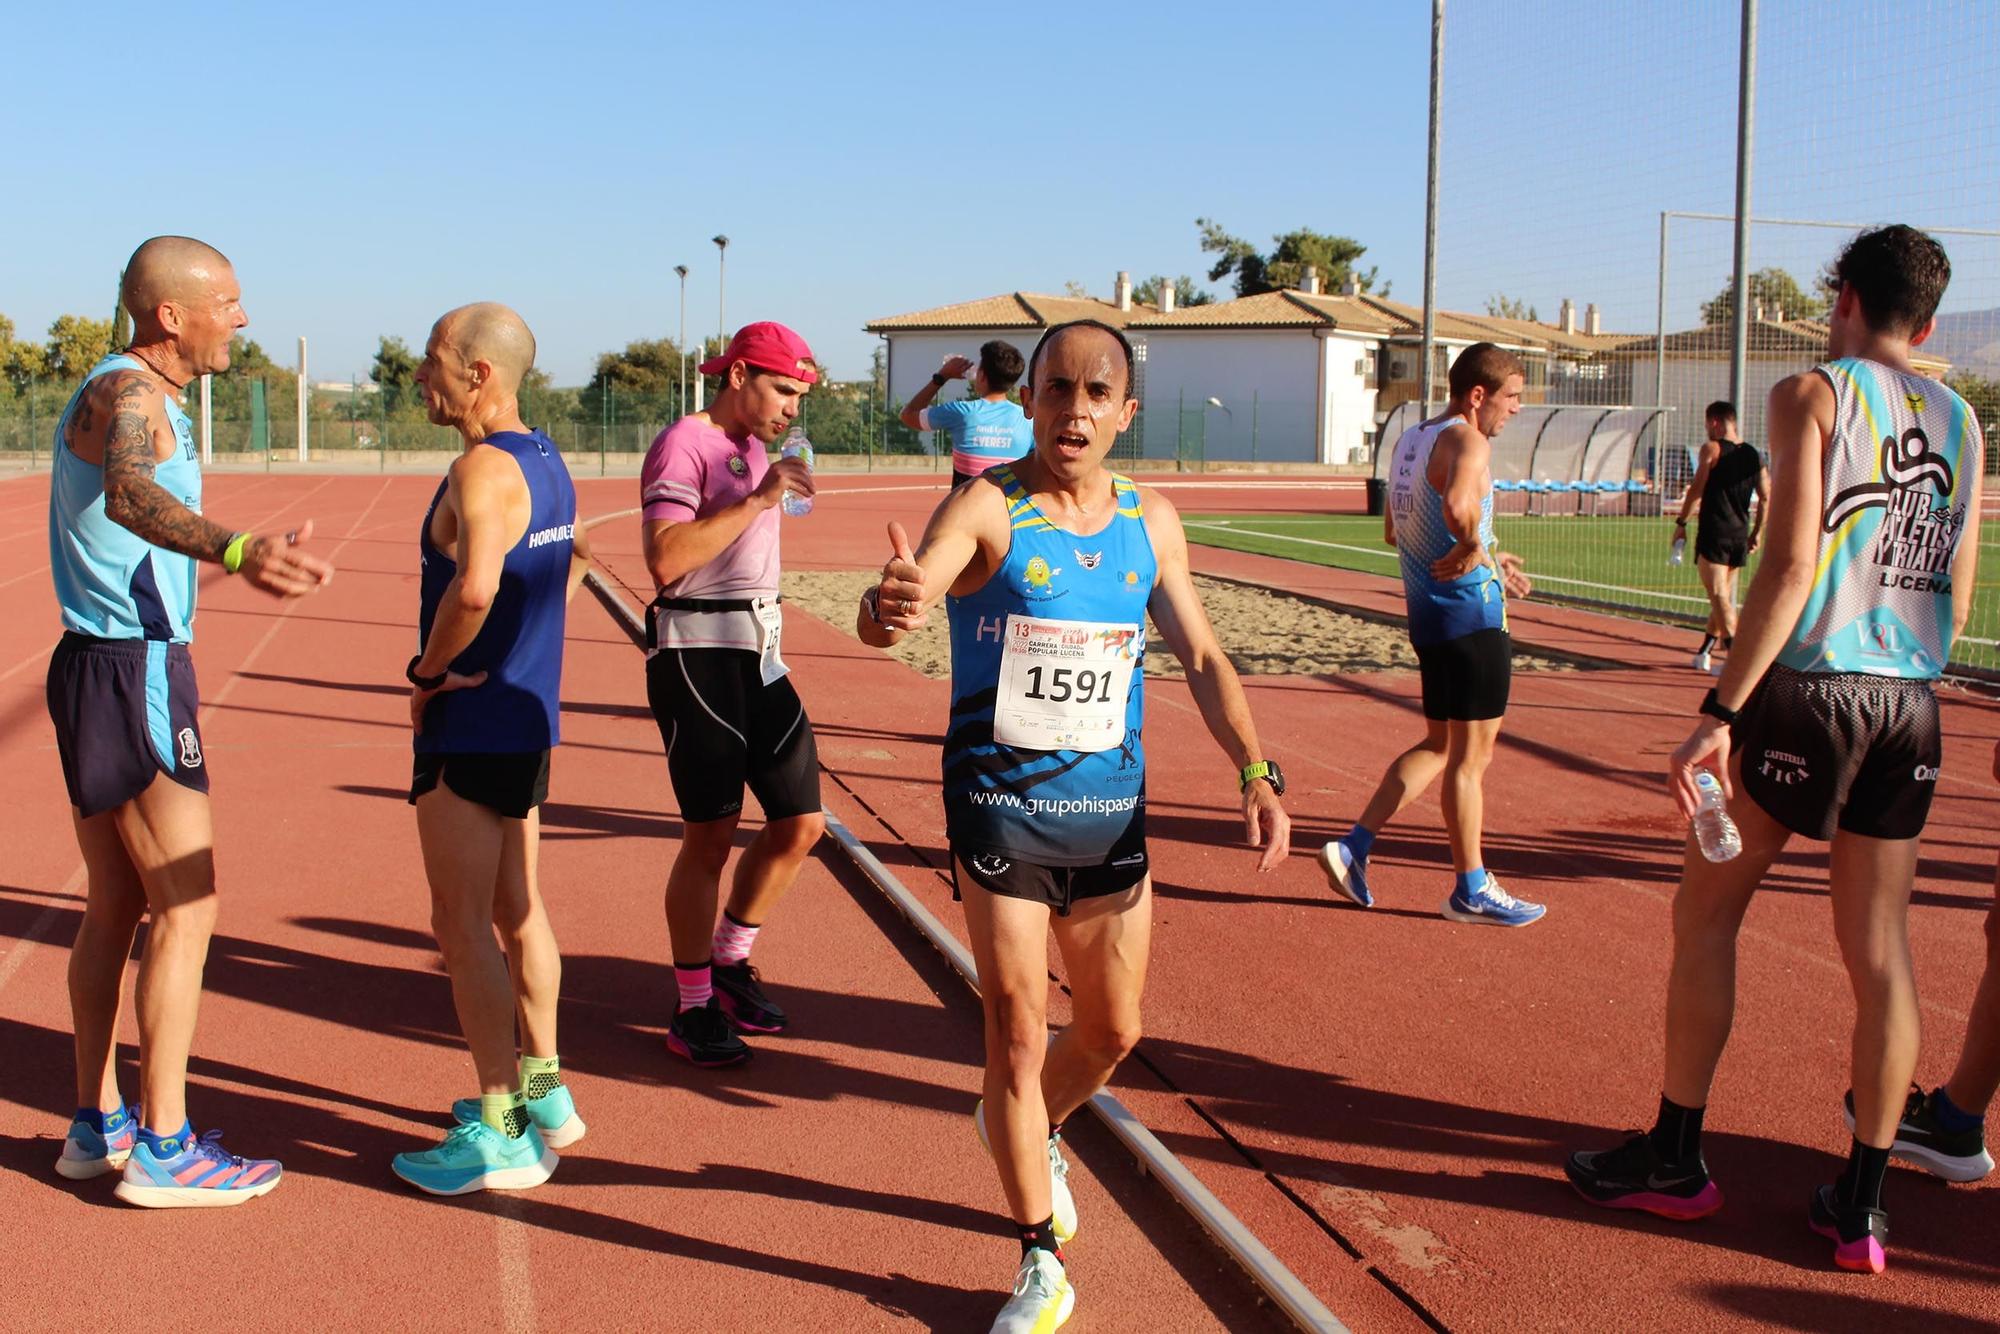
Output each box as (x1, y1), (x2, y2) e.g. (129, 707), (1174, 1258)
(0, 866), (85, 995)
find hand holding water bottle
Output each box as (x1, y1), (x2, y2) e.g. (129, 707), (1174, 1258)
(1670, 710), (1734, 832)
(778, 427), (815, 516)
(1690, 770), (1741, 861)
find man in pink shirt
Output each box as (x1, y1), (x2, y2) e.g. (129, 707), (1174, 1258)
(641, 322), (822, 1067)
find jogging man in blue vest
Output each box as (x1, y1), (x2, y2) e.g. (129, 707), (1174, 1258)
(390, 304), (594, 1196)
(48, 235), (332, 1205)
(861, 319), (1290, 1333)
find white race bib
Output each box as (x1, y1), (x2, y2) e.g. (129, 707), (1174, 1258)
(992, 614), (1139, 753)
(755, 597), (788, 685)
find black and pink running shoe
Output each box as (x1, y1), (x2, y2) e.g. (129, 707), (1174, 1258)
(1809, 1184), (1889, 1274)
(1565, 1132), (1723, 1221)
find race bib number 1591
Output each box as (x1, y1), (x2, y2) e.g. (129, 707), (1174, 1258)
(992, 614), (1138, 753)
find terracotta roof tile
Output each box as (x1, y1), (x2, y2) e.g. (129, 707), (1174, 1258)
(865, 292), (1156, 332)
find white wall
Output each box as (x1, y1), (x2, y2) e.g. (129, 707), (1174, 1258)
(1320, 333), (1380, 464)
(1137, 329), (1324, 462)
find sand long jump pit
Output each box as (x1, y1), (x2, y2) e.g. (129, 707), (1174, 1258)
(783, 570), (1573, 680)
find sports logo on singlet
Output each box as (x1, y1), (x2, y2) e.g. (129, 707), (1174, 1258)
(177, 728), (203, 769)
(1824, 426), (1963, 594)
(1074, 548), (1102, 570)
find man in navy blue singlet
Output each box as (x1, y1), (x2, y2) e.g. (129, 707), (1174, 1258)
(47, 236), (332, 1207)
(860, 320), (1291, 1332)
(390, 304), (594, 1196)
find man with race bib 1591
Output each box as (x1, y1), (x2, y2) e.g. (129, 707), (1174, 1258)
(860, 318), (1290, 1334)
(1567, 225), (1984, 1276)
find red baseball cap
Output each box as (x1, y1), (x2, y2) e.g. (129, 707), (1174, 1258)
(698, 321), (820, 383)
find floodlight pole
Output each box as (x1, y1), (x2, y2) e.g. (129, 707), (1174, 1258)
(1655, 212), (1668, 411)
(675, 263), (690, 418)
(713, 235), (730, 350)
(1419, 0), (1443, 413)
(296, 336), (309, 462)
(1728, 0), (1757, 408)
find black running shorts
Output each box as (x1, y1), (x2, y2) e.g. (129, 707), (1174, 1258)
(1696, 526), (1749, 568)
(646, 647), (821, 825)
(1737, 665), (1941, 841)
(47, 632), (209, 817)
(1415, 628), (1512, 722)
(410, 750), (551, 820)
(951, 832), (1149, 918)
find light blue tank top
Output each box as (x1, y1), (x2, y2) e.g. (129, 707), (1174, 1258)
(1386, 414), (1504, 647)
(1776, 358), (1984, 679)
(944, 468), (1156, 866)
(49, 354), (202, 642)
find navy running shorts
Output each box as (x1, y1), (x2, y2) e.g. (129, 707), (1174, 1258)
(1415, 628), (1512, 722)
(46, 632), (209, 818)
(646, 647), (821, 825)
(1737, 665), (1941, 841)
(410, 749), (551, 820)
(950, 827), (1150, 918)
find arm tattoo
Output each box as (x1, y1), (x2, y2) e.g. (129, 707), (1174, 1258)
(101, 398), (235, 562)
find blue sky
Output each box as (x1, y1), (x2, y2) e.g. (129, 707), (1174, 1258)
(0, 1), (1427, 384)
(3, 2), (1992, 385)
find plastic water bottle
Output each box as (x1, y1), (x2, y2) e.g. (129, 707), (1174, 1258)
(1692, 770), (1741, 862)
(779, 428), (813, 517)
(1669, 536), (1686, 566)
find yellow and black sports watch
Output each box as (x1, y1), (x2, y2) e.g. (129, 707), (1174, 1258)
(1239, 760), (1286, 795)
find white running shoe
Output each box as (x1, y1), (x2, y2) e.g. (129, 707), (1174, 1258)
(975, 1100), (1077, 1244)
(990, 1249), (1074, 1334)
(1691, 651), (1712, 672)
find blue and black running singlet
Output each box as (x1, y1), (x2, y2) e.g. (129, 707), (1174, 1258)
(943, 467), (1157, 866)
(1386, 414), (1506, 647)
(49, 355), (202, 642)
(417, 431), (577, 753)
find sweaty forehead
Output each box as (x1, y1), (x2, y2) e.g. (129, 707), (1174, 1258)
(1036, 328), (1125, 386)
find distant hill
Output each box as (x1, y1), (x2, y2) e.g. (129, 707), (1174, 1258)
(1930, 307), (2000, 377)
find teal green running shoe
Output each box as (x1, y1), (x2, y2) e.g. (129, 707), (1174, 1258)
(391, 1121), (556, 1196)
(451, 1085), (586, 1149)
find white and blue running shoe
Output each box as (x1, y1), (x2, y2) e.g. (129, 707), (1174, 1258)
(1441, 875), (1546, 927)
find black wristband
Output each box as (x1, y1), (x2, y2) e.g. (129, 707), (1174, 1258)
(931, 373), (948, 388)
(1674, 517), (1687, 526)
(406, 655), (448, 690)
(1698, 688), (1739, 726)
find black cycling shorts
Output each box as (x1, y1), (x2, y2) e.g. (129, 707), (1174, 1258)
(646, 647), (821, 825)
(1415, 628), (1512, 722)
(1696, 525), (1749, 568)
(1737, 665), (1941, 841)
(410, 750), (550, 820)
(951, 834), (1150, 919)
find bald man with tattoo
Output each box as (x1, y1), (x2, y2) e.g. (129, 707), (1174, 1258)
(47, 235), (332, 1206)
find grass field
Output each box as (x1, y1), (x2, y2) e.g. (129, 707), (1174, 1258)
(1183, 511), (2000, 674)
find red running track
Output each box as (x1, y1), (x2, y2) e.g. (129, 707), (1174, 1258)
(0, 472), (1282, 1333)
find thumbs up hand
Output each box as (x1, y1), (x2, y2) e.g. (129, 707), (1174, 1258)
(873, 521), (929, 630)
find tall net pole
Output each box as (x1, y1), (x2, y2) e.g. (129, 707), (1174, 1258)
(1419, 0), (1444, 412)
(1728, 0), (1758, 406)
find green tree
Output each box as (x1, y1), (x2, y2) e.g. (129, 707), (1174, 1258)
(1133, 275), (1214, 308)
(1948, 373), (1999, 455)
(230, 336), (276, 372)
(583, 336), (697, 423)
(1486, 294), (1540, 322)
(1197, 219), (1386, 298)
(111, 270), (132, 352)
(370, 335), (420, 412)
(1700, 267), (1830, 325)
(44, 314), (115, 380)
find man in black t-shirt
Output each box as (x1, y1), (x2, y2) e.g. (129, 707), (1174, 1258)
(1672, 400), (1768, 672)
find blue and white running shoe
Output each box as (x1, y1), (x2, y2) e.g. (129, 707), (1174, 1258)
(114, 1128), (282, 1207)
(1441, 876), (1546, 927)
(392, 1121), (556, 1196)
(1316, 840), (1375, 908)
(55, 1104), (138, 1180)
(452, 1085), (586, 1149)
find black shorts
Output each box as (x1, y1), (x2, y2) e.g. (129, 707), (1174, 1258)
(951, 837), (1150, 918)
(1737, 665), (1941, 841)
(410, 750), (550, 820)
(1696, 528), (1749, 568)
(647, 647), (821, 824)
(46, 632), (209, 818)
(1414, 628), (1512, 722)
(952, 469), (981, 489)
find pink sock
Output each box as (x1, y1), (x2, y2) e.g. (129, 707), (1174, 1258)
(712, 913), (760, 967)
(675, 964), (712, 1012)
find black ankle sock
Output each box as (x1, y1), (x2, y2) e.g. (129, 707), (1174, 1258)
(1837, 1139), (1891, 1211)
(1017, 1217), (1061, 1260)
(1697, 634), (1717, 655)
(1720, 636), (1733, 650)
(1649, 1095), (1704, 1164)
